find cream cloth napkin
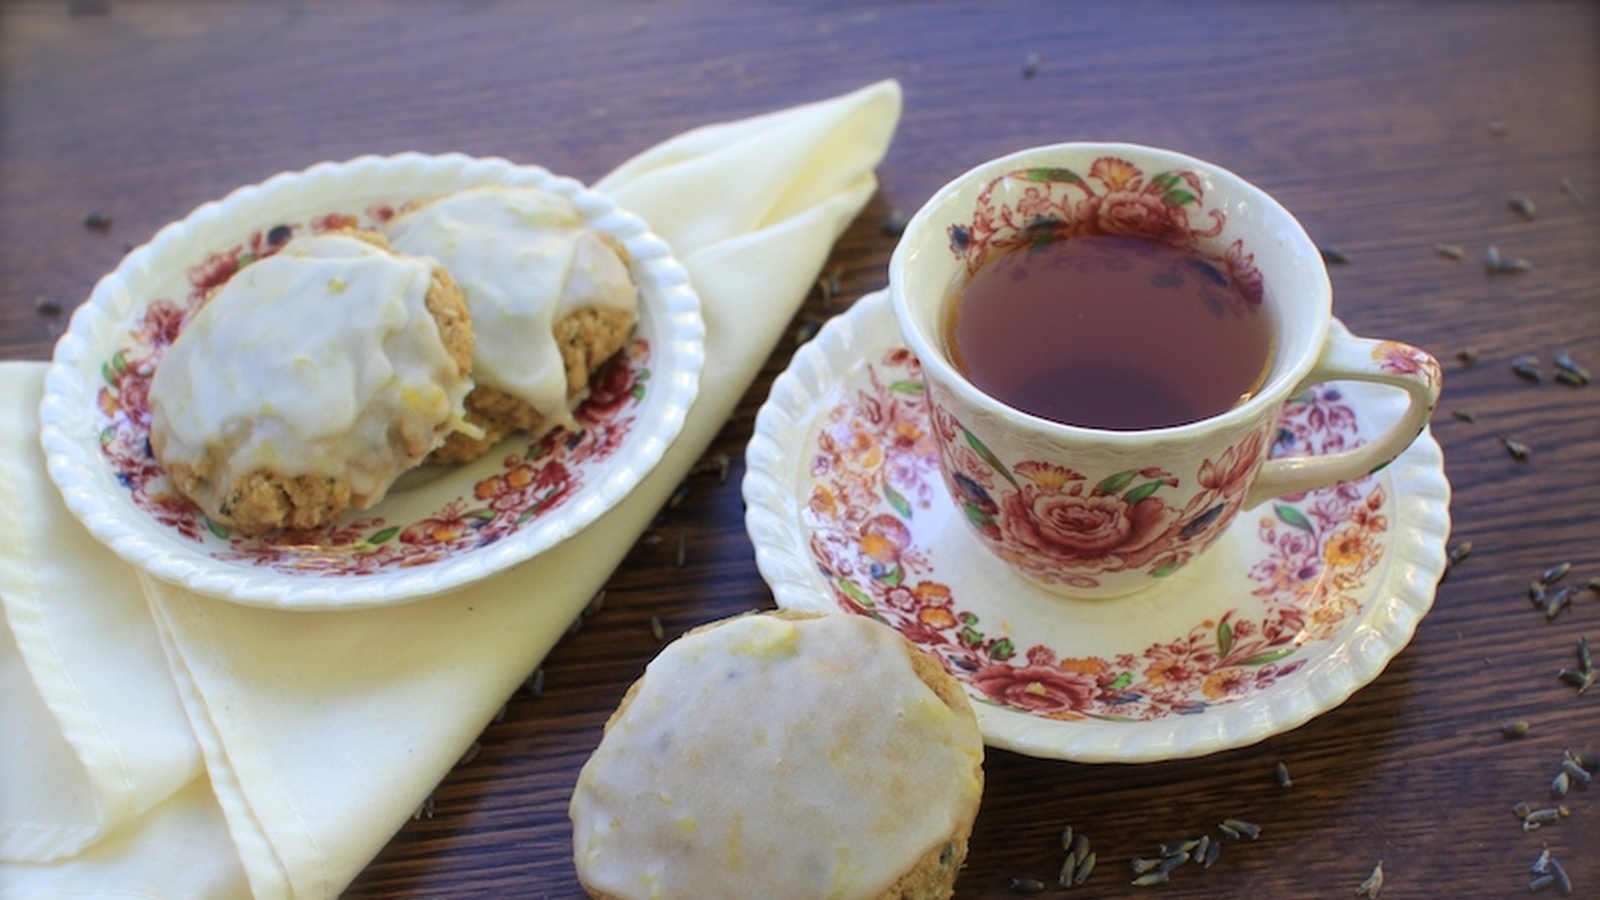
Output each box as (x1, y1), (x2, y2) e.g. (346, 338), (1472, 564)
(0, 79), (901, 899)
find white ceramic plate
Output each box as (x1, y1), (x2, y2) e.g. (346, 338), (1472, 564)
(743, 291), (1449, 762)
(41, 153), (704, 610)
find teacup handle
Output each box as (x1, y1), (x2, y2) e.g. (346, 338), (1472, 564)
(1244, 331), (1441, 509)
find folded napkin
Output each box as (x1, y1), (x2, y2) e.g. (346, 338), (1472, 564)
(0, 79), (902, 899)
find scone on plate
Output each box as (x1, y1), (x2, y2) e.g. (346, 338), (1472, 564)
(147, 230), (475, 534)
(384, 184), (640, 463)
(569, 610), (985, 900)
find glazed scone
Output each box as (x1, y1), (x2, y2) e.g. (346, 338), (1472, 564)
(147, 231), (475, 534)
(570, 610), (986, 900)
(384, 185), (639, 462)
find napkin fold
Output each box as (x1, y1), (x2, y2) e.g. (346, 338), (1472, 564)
(0, 79), (901, 899)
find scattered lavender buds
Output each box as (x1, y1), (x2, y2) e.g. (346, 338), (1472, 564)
(1485, 244), (1531, 274)
(1508, 195), (1537, 221)
(1553, 350), (1591, 386)
(1355, 860), (1385, 898)
(1499, 436), (1532, 462)
(1512, 355), (1543, 383)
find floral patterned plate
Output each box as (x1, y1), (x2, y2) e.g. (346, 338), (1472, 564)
(40, 154), (704, 610)
(743, 291), (1449, 762)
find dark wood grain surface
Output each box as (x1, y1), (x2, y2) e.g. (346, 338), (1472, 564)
(5, 2), (1598, 897)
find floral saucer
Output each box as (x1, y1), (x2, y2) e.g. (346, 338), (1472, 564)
(40, 154), (704, 610)
(743, 291), (1449, 762)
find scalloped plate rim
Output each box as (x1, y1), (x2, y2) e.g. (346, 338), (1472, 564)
(39, 152), (704, 610)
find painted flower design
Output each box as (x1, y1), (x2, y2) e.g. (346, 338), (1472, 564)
(802, 346), (1383, 723)
(1373, 341), (1442, 390)
(949, 157), (1244, 290)
(938, 418), (1267, 586)
(998, 481), (1181, 573)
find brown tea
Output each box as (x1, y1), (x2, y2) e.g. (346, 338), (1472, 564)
(942, 235), (1274, 430)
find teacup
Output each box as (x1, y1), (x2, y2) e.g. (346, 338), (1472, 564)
(890, 142), (1440, 598)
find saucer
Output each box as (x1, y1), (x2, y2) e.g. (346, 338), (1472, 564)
(40, 154), (704, 610)
(743, 291), (1450, 762)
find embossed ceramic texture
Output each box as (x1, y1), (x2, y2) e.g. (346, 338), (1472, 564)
(890, 145), (1441, 597)
(40, 154), (704, 610)
(744, 292), (1450, 762)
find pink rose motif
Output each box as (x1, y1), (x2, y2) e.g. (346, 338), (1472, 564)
(972, 662), (1099, 714)
(1084, 191), (1190, 243)
(579, 352), (639, 419)
(998, 484), (1181, 572)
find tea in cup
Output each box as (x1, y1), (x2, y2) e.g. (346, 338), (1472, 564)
(890, 143), (1441, 598)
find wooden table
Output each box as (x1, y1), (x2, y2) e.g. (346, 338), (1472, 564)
(4, 2), (1597, 897)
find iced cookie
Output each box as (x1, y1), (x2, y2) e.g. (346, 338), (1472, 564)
(569, 610), (986, 900)
(148, 230), (475, 534)
(384, 184), (638, 462)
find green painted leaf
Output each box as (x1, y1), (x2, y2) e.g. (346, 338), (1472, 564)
(964, 429), (1016, 485)
(961, 612), (980, 626)
(988, 638), (1016, 660)
(469, 508), (497, 521)
(367, 526), (401, 545)
(636, 368), (651, 381)
(878, 563), (905, 587)
(1096, 471), (1136, 495)
(888, 380), (925, 393)
(885, 483), (912, 519)
(1240, 646), (1298, 667)
(960, 625), (985, 647)
(1163, 189), (1199, 207)
(1149, 172), (1181, 193)
(1275, 504), (1315, 533)
(1107, 671), (1134, 690)
(1026, 166), (1084, 184)
(236, 253), (256, 269)
(1217, 620), (1235, 656)
(205, 519), (229, 540)
(98, 426), (116, 447)
(631, 384), (646, 400)
(111, 350), (129, 375)
(101, 361), (117, 387)
(963, 503), (995, 530)
(1151, 560), (1184, 577)
(1123, 480), (1164, 505)
(836, 577), (875, 608)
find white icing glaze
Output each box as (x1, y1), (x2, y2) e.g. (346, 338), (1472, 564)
(148, 232), (471, 511)
(570, 614), (984, 900)
(384, 185), (636, 424)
